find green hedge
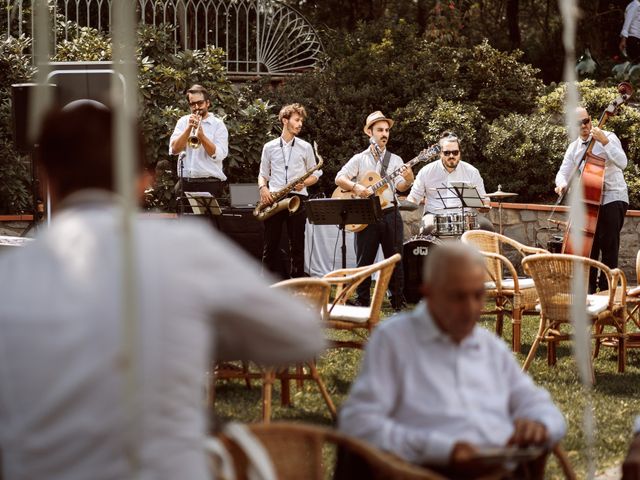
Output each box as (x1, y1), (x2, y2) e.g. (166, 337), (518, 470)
(1, 19), (639, 213)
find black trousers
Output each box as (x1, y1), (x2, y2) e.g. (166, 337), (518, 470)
(627, 36), (640, 64)
(262, 195), (306, 278)
(354, 208), (404, 305)
(589, 200), (627, 293)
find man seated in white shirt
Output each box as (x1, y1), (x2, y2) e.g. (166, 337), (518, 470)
(407, 131), (494, 234)
(0, 102), (324, 480)
(339, 243), (566, 476)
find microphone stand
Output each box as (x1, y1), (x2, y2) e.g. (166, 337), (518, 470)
(178, 151), (186, 216)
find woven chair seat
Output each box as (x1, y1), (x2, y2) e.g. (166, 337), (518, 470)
(533, 295), (609, 316)
(328, 304), (372, 323)
(485, 277), (536, 290)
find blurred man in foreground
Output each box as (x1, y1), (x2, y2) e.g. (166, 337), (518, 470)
(339, 243), (566, 477)
(0, 103), (324, 480)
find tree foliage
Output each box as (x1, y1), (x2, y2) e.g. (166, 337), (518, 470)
(0, 36), (36, 214)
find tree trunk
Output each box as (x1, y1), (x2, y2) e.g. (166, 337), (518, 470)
(506, 0), (521, 47)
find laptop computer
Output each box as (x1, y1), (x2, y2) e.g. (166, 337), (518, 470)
(229, 183), (259, 208)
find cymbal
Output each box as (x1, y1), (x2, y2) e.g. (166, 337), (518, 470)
(485, 190), (518, 199)
(398, 200), (419, 212)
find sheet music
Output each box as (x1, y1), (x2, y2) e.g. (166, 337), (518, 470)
(184, 192), (221, 216)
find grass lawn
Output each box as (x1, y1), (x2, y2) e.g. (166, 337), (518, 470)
(213, 301), (640, 479)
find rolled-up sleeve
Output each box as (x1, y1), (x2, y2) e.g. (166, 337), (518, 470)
(407, 169), (427, 205)
(335, 155), (361, 183)
(212, 122), (229, 161)
(169, 117), (187, 155)
(555, 145), (576, 189)
(258, 144), (271, 181)
(603, 133), (628, 170)
(306, 143), (323, 179)
(621, 1), (638, 37)
(338, 328), (457, 465)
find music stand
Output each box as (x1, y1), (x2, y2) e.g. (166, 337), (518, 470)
(306, 197), (382, 269)
(183, 192), (222, 227)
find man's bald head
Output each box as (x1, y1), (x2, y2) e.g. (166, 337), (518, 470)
(421, 243), (486, 343)
(423, 243), (485, 287)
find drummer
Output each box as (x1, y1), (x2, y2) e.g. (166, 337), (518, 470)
(407, 131), (494, 233)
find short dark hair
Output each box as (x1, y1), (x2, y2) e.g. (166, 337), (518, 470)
(186, 84), (210, 102)
(36, 102), (145, 199)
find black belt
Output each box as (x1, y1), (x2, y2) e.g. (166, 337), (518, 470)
(183, 177), (223, 183)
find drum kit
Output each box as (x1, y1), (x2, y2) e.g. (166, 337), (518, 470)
(402, 185), (518, 303)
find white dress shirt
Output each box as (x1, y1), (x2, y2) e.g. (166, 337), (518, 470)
(0, 190), (324, 480)
(335, 148), (404, 208)
(338, 302), (566, 466)
(622, 0), (640, 39)
(169, 113), (229, 180)
(258, 136), (322, 196)
(407, 160), (486, 215)
(555, 132), (628, 205)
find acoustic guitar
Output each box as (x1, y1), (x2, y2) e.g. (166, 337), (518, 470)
(332, 144), (441, 233)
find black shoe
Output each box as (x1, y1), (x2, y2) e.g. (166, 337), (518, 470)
(391, 296), (407, 312)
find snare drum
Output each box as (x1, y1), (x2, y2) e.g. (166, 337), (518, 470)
(402, 235), (435, 303)
(434, 212), (479, 236)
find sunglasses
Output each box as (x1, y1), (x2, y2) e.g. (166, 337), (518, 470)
(189, 100), (206, 108)
(442, 150), (460, 157)
(576, 118), (591, 127)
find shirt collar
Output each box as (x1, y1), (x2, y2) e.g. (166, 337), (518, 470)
(280, 136), (295, 147)
(413, 300), (482, 348)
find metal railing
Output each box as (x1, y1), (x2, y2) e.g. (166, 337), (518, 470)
(4, 0), (324, 77)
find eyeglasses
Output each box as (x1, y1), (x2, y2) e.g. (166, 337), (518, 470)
(189, 100), (206, 108)
(576, 117), (591, 127)
(442, 150), (459, 157)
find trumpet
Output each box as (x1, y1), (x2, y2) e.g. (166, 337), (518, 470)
(187, 112), (202, 149)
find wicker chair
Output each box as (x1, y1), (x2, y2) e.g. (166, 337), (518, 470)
(323, 254), (401, 349)
(216, 422), (575, 480)
(214, 279), (336, 423)
(521, 254), (628, 377)
(216, 422), (446, 480)
(461, 230), (547, 353)
(265, 278), (336, 422)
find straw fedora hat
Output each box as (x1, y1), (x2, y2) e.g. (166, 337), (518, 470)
(363, 111), (394, 135)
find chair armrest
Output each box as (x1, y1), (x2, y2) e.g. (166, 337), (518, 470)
(610, 268), (628, 308)
(497, 234), (548, 256)
(480, 251), (522, 291)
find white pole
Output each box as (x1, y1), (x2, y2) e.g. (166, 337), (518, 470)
(111, 0), (141, 475)
(560, 0), (595, 477)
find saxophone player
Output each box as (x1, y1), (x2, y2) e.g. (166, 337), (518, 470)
(258, 103), (322, 278)
(169, 84), (229, 198)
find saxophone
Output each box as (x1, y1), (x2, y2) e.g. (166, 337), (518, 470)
(253, 141), (325, 221)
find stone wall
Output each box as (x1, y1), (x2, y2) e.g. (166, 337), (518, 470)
(401, 203), (640, 283)
(3, 205), (640, 282)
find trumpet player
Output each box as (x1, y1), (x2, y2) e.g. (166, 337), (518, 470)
(258, 103), (322, 278)
(169, 84), (228, 198)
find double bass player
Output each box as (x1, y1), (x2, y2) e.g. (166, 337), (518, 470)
(554, 107), (629, 293)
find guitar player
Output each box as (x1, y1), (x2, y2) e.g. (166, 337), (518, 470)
(335, 111), (414, 311)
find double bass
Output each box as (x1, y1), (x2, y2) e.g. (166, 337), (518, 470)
(554, 82), (633, 257)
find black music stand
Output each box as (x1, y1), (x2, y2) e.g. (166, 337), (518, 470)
(306, 197), (382, 269)
(183, 192), (222, 227)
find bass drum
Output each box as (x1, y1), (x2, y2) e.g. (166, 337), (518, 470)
(403, 236), (435, 304)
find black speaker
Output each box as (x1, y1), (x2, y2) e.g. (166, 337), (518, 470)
(218, 208), (264, 261)
(11, 83), (57, 153)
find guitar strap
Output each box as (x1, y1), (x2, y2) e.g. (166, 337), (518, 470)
(380, 150), (391, 175)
